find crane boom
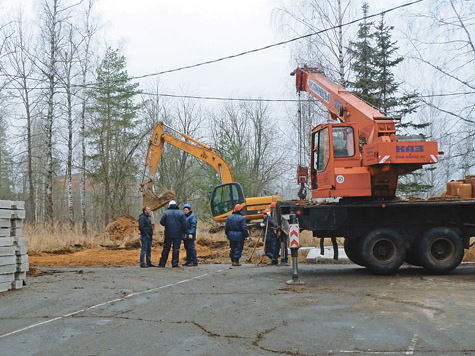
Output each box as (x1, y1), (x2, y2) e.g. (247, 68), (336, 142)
(294, 67), (396, 144)
(293, 66), (439, 198)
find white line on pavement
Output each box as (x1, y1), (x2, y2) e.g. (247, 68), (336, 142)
(0, 267), (228, 339)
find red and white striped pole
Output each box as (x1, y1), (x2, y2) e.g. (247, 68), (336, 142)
(286, 213), (305, 285)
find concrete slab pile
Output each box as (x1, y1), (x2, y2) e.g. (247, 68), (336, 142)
(0, 201), (28, 293)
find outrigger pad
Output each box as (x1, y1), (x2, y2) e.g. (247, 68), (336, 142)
(142, 189), (175, 211)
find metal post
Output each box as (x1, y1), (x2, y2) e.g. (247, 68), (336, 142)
(286, 213), (305, 285)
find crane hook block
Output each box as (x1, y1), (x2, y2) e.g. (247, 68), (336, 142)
(297, 166), (309, 184)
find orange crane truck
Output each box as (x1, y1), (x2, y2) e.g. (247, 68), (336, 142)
(140, 122), (280, 222)
(273, 66), (475, 275)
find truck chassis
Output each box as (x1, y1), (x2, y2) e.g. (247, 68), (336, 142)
(275, 199), (475, 274)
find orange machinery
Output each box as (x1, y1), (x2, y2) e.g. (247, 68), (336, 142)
(140, 122), (280, 222)
(292, 66), (439, 198)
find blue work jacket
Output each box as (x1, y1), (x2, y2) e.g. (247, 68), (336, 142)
(160, 206), (187, 240)
(225, 212), (249, 242)
(185, 212), (198, 240)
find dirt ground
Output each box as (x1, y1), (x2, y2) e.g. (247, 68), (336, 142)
(28, 239), (475, 267)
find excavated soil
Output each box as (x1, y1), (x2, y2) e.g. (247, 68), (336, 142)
(29, 244), (216, 266)
(105, 215), (139, 242)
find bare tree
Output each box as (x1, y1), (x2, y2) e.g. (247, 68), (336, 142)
(274, 0), (355, 84)
(405, 0), (475, 182)
(57, 22), (79, 228)
(77, 0), (96, 233)
(40, 0), (62, 224)
(2, 13), (42, 221)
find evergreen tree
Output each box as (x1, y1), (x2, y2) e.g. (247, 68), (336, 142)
(372, 14), (404, 115)
(347, 2), (378, 106)
(86, 47), (142, 225)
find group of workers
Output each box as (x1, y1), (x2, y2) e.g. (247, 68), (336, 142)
(138, 200), (197, 268)
(224, 202), (287, 266)
(138, 200), (288, 268)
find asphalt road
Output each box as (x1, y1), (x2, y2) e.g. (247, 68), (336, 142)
(0, 263), (474, 355)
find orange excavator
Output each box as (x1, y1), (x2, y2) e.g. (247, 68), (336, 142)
(139, 122), (280, 222)
(292, 66), (439, 198)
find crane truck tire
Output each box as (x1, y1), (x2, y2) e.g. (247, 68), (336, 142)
(417, 227), (464, 274)
(360, 228), (406, 275)
(343, 238), (366, 266)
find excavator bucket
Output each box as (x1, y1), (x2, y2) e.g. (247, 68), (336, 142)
(142, 189), (175, 211)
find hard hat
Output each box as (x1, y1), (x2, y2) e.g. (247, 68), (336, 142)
(263, 209), (270, 214)
(169, 200), (177, 206)
(234, 204), (243, 212)
(183, 204), (191, 210)
(269, 201), (277, 208)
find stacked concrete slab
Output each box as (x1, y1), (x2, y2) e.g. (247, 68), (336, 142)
(0, 200), (28, 292)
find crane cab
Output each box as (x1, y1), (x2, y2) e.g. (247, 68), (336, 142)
(310, 123), (372, 198)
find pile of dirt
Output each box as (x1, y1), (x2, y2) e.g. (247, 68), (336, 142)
(105, 215), (139, 247)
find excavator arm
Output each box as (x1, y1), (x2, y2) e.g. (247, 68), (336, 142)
(141, 122), (233, 187)
(140, 122), (234, 211)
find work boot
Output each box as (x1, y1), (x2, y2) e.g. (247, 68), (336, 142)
(140, 264), (148, 268)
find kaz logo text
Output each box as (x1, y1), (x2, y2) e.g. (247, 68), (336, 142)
(396, 145), (424, 153)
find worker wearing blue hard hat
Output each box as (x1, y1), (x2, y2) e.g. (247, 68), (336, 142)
(183, 203), (198, 266)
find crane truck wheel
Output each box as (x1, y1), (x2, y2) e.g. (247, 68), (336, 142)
(418, 227), (464, 274)
(360, 228), (406, 275)
(343, 238), (366, 266)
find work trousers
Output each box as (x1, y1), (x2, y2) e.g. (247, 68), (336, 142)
(159, 237), (182, 267)
(278, 235), (288, 263)
(184, 238), (198, 265)
(140, 235), (152, 266)
(265, 238), (278, 263)
(229, 239), (244, 261)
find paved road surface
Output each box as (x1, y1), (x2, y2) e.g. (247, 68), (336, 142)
(1, 264), (474, 355)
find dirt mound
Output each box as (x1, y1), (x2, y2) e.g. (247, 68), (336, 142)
(105, 215), (139, 243)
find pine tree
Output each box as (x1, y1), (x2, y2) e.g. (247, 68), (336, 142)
(372, 14), (404, 116)
(86, 47), (142, 225)
(347, 2), (378, 106)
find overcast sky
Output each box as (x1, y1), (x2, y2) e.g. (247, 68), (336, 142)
(1, 0), (420, 103)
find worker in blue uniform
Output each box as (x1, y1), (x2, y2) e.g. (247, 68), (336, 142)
(158, 200), (187, 268)
(262, 209), (278, 265)
(225, 204), (249, 266)
(183, 203), (198, 266)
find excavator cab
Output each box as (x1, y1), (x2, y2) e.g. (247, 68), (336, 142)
(210, 182), (245, 218)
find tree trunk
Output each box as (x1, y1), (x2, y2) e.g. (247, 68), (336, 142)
(44, 0), (59, 226)
(66, 82), (74, 228)
(104, 99), (112, 226)
(24, 86), (36, 222)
